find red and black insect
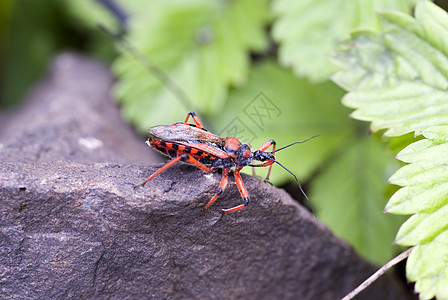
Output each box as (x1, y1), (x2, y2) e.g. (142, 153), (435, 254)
(136, 112), (317, 214)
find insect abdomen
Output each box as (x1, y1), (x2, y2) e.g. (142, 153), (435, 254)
(148, 138), (217, 164)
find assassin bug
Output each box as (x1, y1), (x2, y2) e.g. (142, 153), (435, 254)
(136, 111), (318, 214)
(98, 25), (318, 214)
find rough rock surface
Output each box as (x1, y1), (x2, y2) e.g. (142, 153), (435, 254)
(0, 53), (412, 299)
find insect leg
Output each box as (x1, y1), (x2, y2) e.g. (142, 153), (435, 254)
(185, 155), (213, 173)
(222, 168), (249, 213)
(256, 139), (276, 152)
(183, 112), (205, 129)
(204, 168), (230, 210)
(135, 155), (185, 188)
(256, 139), (276, 182)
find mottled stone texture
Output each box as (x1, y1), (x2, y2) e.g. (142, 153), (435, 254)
(0, 53), (411, 299)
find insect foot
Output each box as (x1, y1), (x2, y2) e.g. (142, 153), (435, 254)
(133, 182), (146, 190)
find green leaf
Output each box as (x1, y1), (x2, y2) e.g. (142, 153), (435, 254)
(407, 231), (448, 300)
(387, 127), (448, 216)
(395, 206), (448, 245)
(387, 125), (448, 297)
(332, 1), (448, 297)
(419, 125), (448, 143)
(386, 131), (424, 155)
(311, 135), (403, 264)
(272, 0), (415, 82)
(331, 1), (448, 137)
(112, 0), (271, 132)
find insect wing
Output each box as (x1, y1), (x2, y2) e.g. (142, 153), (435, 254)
(149, 124), (225, 143)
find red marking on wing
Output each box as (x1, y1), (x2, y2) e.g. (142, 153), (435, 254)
(177, 142), (231, 159)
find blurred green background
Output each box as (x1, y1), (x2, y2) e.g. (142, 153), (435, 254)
(0, 0), (418, 264)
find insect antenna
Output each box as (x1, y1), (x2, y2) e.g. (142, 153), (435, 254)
(271, 134), (321, 154)
(273, 159), (317, 217)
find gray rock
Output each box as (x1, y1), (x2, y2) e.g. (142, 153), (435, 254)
(0, 52), (160, 165)
(0, 53), (411, 299)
